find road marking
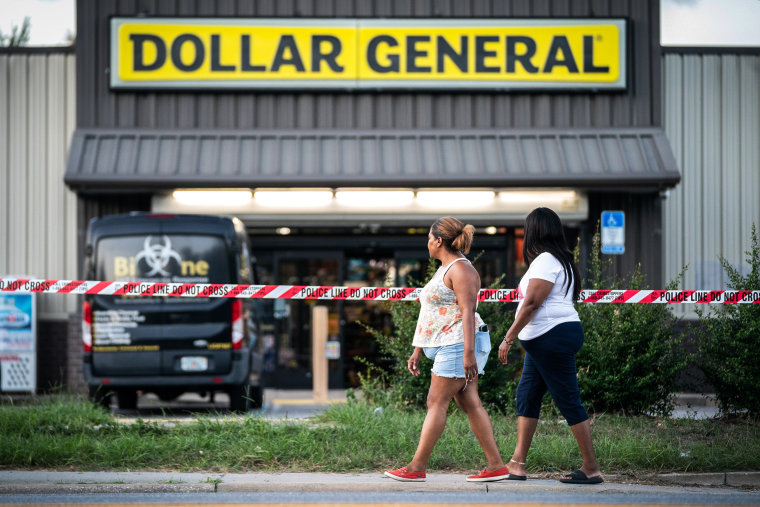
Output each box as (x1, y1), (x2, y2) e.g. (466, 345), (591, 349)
(16, 503), (745, 507)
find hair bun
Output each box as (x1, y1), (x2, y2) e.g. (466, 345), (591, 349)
(452, 223), (475, 254)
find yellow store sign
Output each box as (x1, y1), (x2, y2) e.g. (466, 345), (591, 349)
(110, 18), (626, 90)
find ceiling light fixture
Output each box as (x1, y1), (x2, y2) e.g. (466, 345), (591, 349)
(416, 190), (495, 208)
(335, 189), (414, 208)
(172, 189), (252, 206)
(254, 188), (333, 208)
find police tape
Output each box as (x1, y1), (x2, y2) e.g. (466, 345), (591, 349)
(2, 278), (760, 303)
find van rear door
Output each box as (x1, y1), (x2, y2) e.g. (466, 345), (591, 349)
(91, 231), (235, 377)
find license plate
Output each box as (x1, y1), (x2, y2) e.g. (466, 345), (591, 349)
(180, 356), (208, 372)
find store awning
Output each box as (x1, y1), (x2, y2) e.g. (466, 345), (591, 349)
(65, 127), (680, 192)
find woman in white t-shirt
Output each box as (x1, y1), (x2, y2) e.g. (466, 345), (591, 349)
(497, 207), (603, 485)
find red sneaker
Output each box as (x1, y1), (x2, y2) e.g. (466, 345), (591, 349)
(466, 466), (511, 482)
(384, 466), (426, 482)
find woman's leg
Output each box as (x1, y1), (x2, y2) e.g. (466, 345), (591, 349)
(508, 416), (538, 476)
(523, 323), (601, 479)
(569, 419), (601, 478)
(452, 378), (505, 471)
(509, 349), (546, 476)
(407, 373), (465, 472)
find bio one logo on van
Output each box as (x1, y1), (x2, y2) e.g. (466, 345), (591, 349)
(113, 235), (209, 278)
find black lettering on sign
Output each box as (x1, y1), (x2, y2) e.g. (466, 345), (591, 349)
(437, 35), (468, 73)
(130, 34), (166, 71)
(475, 35), (499, 73)
(367, 35), (400, 73)
(436, 35), (469, 72)
(506, 36), (538, 73)
(240, 35), (266, 71)
(583, 35), (609, 73)
(271, 35), (306, 72)
(543, 36), (579, 73)
(211, 34), (235, 71)
(312, 35), (344, 72)
(171, 34), (204, 72)
(406, 35), (431, 73)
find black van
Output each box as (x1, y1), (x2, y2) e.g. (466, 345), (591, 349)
(82, 213), (263, 411)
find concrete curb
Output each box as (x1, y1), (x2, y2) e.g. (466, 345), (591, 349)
(1, 471), (758, 495)
(656, 472), (760, 487)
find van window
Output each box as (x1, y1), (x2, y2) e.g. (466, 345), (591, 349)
(96, 234), (232, 287)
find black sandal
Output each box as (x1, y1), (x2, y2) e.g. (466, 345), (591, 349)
(559, 469), (603, 484)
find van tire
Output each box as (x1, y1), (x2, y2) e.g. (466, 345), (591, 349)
(88, 385), (112, 411)
(117, 389), (138, 410)
(229, 383), (251, 413)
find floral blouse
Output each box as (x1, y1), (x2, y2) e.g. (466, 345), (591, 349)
(411, 258), (485, 348)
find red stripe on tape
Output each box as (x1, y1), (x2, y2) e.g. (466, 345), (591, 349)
(250, 285), (278, 298)
(85, 281), (113, 294)
(644, 290), (667, 302)
(280, 286), (306, 299)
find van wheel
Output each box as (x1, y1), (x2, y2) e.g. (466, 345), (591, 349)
(117, 389), (138, 410)
(88, 385), (112, 411)
(229, 383), (251, 413)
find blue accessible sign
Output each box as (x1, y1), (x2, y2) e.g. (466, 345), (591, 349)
(601, 211), (625, 255)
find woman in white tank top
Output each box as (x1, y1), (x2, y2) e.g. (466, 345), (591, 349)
(384, 217), (512, 483)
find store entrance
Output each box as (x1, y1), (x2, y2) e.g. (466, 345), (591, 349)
(265, 251), (343, 388)
(254, 229), (513, 390)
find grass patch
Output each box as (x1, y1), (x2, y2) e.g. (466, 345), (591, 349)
(1, 394), (758, 473)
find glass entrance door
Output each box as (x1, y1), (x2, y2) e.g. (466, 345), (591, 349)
(267, 251), (343, 388)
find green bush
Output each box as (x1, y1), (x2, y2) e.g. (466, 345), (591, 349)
(358, 259), (521, 413)
(696, 223), (760, 417)
(575, 230), (688, 416)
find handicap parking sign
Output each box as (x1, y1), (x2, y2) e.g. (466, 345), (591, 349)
(601, 211), (625, 255)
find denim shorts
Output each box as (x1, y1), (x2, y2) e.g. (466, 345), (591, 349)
(423, 331), (491, 378)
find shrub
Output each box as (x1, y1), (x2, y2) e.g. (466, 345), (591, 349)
(575, 230), (688, 416)
(695, 223), (760, 417)
(358, 258), (521, 413)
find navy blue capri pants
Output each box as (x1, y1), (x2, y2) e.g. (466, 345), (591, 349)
(515, 321), (589, 426)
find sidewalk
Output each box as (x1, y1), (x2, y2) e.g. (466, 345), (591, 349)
(1, 470), (759, 495)
(2, 390), (756, 496)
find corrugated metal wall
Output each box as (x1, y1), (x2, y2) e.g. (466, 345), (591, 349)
(76, 0), (661, 130)
(662, 51), (760, 315)
(0, 49), (78, 319)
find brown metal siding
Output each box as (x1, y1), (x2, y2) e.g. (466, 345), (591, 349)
(76, 0), (661, 130)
